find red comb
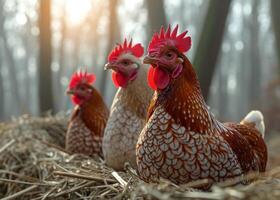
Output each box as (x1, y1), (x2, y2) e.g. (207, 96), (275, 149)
(69, 70), (96, 89)
(148, 24), (191, 53)
(108, 38), (144, 62)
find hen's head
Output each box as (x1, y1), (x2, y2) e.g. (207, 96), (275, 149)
(144, 25), (192, 91)
(67, 70), (96, 105)
(105, 39), (144, 88)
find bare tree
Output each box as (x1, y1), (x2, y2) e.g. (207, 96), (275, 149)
(99, 0), (120, 94)
(0, 0), (21, 115)
(218, 60), (229, 120)
(0, 46), (4, 119)
(38, 0), (54, 113)
(55, 4), (67, 111)
(145, 0), (167, 39)
(71, 27), (82, 72)
(89, 0), (104, 68)
(271, 0), (280, 72)
(21, 15), (33, 114)
(239, 13), (251, 117)
(194, 0), (232, 100)
(249, 0), (261, 105)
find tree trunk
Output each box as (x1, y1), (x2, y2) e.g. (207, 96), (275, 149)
(249, 0), (261, 106)
(240, 11), (251, 117)
(99, 0), (120, 94)
(38, 0), (54, 113)
(194, 0), (232, 101)
(72, 29), (81, 72)
(0, 49), (4, 120)
(145, 0), (167, 39)
(56, 5), (67, 111)
(22, 15), (32, 114)
(89, 2), (104, 68)
(271, 0), (280, 73)
(0, 1), (21, 115)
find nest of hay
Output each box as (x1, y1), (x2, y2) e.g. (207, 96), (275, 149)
(0, 114), (280, 200)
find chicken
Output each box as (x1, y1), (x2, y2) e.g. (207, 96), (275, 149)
(66, 70), (109, 157)
(136, 25), (267, 186)
(102, 39), (153, 170)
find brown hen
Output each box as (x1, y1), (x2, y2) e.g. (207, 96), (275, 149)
(66, 70), (109, 157)
(136, 25), (267, 186)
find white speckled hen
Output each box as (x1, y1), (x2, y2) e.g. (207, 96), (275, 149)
(102, 39), (153, 170)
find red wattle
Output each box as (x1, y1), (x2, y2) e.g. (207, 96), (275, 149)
(71, 96), (81, 105)
(148, 66), (170, 90)
(154, 67), (170, 90)
(147, 66), (157, 90)
(112, 71), (129, 88)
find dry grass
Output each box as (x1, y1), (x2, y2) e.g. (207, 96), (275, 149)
(0, 114), (280, 200)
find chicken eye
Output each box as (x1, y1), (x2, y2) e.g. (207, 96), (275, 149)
(79, 85), (86, 90)
(165, 52), (174, 59)
(122, 60), (130, 66)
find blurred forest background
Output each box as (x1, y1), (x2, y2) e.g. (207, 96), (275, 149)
(0, 0), (280, 134)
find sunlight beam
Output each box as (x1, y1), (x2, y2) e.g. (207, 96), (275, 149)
(65, 0), (92, 25)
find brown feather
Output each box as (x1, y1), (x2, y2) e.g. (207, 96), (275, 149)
(66, 88), (109, 157)
(138, 55), (268, 186)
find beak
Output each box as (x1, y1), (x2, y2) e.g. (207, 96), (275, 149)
(66, 88), (76, 95)
(104, 63), (116, 71)
(143, 55), (157, 66)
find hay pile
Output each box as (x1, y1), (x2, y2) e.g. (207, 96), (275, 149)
(0, 114), (280, 200)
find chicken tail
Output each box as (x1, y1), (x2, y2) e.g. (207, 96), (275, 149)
(240, 110), (265, 138)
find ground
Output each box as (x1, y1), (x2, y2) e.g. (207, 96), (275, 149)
(0, 114), (280, 200)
